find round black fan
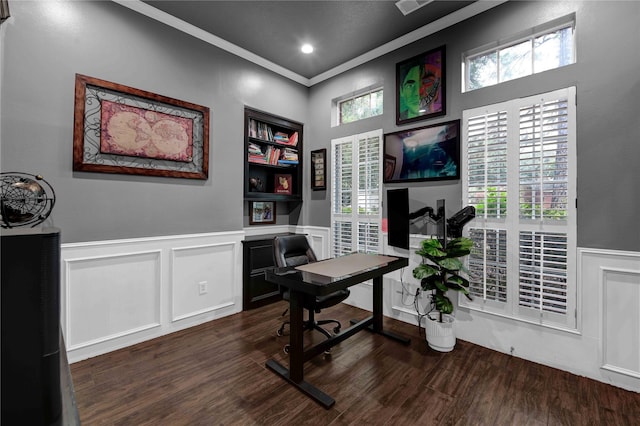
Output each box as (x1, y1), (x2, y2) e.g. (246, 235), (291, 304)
(0, 172), (56, 228)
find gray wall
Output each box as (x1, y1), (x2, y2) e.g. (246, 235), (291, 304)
(1, 1), (308, 243)
(2, 1), (639, 251)
(307, 0), (640, 252)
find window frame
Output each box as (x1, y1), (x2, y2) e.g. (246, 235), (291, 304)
(462, 16), (576, 92)
(335, 87), (384, 126)
(460, 87), (578, 331)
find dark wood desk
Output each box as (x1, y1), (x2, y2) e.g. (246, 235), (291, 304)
(265, 253), (409, 409)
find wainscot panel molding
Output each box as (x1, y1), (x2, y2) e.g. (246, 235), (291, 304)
(582, 248), (640, 390)
(453, 247), (640, 393)
(62, 226), (640, 392)
(313, 228), (640, 393)
(62, 231), (244, 363)
(294, 225), (330, 261)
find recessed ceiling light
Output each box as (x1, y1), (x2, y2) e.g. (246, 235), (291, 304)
(301, 44), (314, 54)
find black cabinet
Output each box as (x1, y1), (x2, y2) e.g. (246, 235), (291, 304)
(1, 228), (62, 425)
(242, 233), (294, 310)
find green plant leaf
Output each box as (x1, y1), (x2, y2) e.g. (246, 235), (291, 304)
(414, 236), (474, 314)
(437, 257), (463, 271)
(448, 275), (469, 288)
(433, 293), (453, 314)
(416, 239), (446, 258)
(434, 279), (448, 293)
(420, 275), (440, 290)
(412, 264), (438, 279)
(421, 238), (443, 250)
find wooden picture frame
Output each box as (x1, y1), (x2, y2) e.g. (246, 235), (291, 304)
(383, 119), (460, 183)
(384, 154), (396, 182)
(73, 74), (209, 179)
(396, 45), (446, 125)
(310, 148), (326, 191)
(274, 174), (293, 195)
(249, 201), (276, 225)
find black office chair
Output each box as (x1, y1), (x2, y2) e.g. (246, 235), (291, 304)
(272, 235), (350, 349)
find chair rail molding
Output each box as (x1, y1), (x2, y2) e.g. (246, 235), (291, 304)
(61, 231), (244, 363)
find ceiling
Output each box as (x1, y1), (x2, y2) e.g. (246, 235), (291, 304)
(121, 1), (504, 86)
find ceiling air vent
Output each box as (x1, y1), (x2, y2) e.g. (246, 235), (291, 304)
(395, 0), (435, 16)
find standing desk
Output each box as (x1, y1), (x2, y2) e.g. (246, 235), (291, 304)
(265, 253), (409, 408)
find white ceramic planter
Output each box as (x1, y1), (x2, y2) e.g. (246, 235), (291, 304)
(425, 312), (455, 352)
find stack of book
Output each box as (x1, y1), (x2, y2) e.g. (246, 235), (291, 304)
(248, 143), (267, 164)
(278, 147), (299, 165)
(249, 145), (284, 165)
(272, 131), (298, 147)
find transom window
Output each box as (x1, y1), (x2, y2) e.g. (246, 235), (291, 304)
(463, 17), (575, 92)
(337, 88), (383, 125)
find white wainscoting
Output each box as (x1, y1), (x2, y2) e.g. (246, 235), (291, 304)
(341, 232), (640, 392)
(62, 231), (244, 363)
(62, 226), (640, 392)
(583, 248), (640, 388)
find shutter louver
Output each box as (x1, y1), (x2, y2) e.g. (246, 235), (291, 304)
(468, 228), (508, 302)
(519, 98), (569, 220)
(518, 231), (568, 315)
(467, 111), (508, 219)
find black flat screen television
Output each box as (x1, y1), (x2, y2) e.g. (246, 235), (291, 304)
(387, 188), (409, 250)
(383, 119), (460, 183)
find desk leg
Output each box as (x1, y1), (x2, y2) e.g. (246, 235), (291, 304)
(372, 276), (384, 332)
(288, 290), (304, 382)
(265, 290), (336, 409)
(370, 276), (411, 345)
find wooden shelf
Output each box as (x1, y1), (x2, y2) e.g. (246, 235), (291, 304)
(244, 107), (303, 202)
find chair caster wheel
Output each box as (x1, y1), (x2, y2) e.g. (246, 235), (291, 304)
(333, 327), (341, 334)
(283, 344), (290, 354)
(276, 328), (284, 337)
(324, 347), (332, 355)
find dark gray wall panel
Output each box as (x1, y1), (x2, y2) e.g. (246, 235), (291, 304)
(307, 1), (640, 252)
(1, 1), (308, 243)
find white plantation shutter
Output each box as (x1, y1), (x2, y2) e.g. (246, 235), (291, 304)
(468, 228), (508, 304)
(332, 140), (354, 257)
(467, 111), (508, 219)
(519, 98), (570, 220)
(462, 87), (576, 330)
(518, 231), (568, 315)
(331, 130), (382, 257)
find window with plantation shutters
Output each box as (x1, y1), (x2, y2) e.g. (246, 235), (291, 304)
(461, 87), (577, 330)
(331, 130), (382, 258)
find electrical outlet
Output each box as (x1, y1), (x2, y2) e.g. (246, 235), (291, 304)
(198, 281), (208, 295)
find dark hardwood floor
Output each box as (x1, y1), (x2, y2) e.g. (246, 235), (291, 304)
(71, 301), (640, 425)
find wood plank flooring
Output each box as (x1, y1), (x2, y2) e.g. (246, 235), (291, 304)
(70, 302), (640, 425)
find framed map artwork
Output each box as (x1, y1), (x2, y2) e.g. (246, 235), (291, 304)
(73, 74), (209, 179)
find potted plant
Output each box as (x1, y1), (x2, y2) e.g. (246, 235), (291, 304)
(412, 236), (473, 352)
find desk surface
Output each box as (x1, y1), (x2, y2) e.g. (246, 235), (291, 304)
(295, 253), (399, 278)
(266, 253), (407, 296)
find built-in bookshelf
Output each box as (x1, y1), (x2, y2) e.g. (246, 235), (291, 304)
(244, 107), (303, 201)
